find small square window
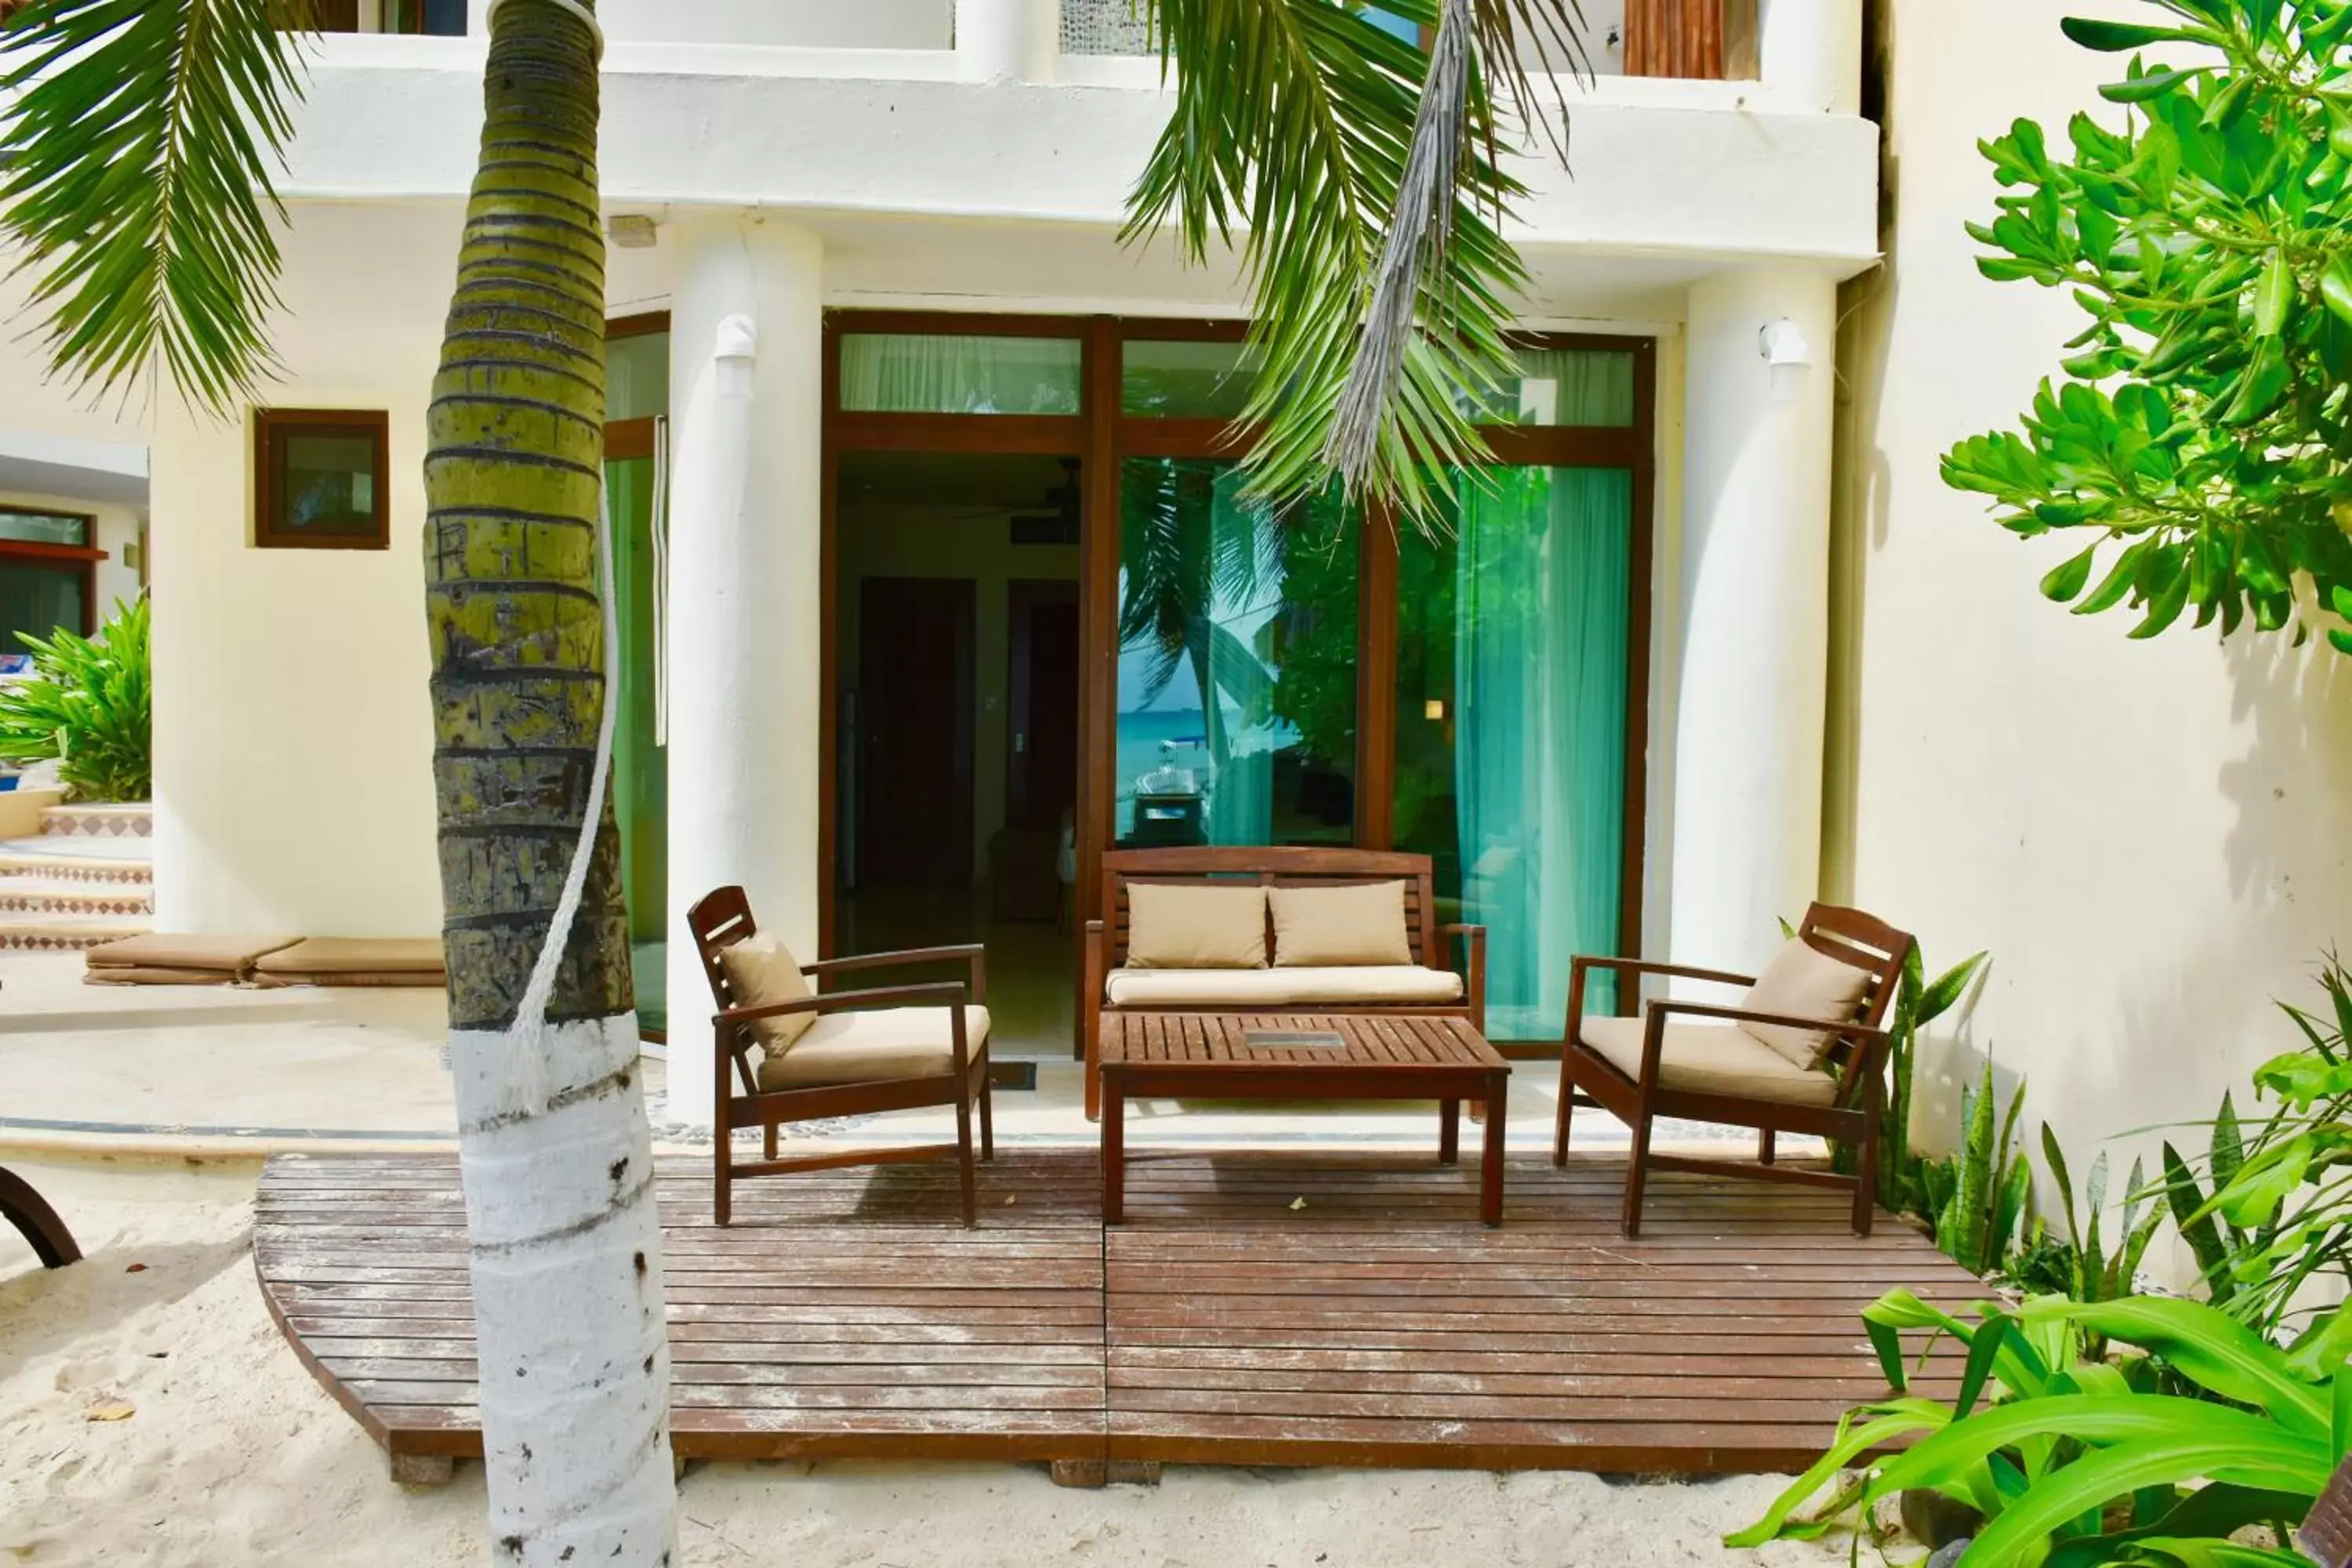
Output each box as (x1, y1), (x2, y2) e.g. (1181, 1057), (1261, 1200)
(255, 409), (389, 550)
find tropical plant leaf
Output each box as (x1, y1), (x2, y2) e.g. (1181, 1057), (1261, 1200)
(1125, 0), (1587, 528)
(2021, 1297), (2329, 1437)
(0, 0), (314, 413)
(1962, 1434), (2325, 1563)
(0, 596), (151, 800)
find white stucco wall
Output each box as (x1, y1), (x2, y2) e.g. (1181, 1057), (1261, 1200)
(149, 204), (460, 938)
(1842, 0), (2352, 1240)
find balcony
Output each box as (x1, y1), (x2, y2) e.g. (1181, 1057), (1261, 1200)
(318, 0), (1767, 82)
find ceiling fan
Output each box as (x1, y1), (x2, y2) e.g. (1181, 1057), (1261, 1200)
(951, 457), (1080, 540)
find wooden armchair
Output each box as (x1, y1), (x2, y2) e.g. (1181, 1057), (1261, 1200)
(1554, 903), (1914, 1236)
(688, 887), (995, 1227)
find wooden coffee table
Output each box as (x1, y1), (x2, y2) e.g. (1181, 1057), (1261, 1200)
(1097, 1012), (1512, 1226)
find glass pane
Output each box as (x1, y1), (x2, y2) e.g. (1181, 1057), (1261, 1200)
(0, 561), (86, 655)
(1395, 466), (1634, 1036)
(1120, 339), (1262, 419)
(278, 432), (377, 535)
(1465, 347), (1638, 427)
(0, 509), (90, 546)
(607, 331), (670, 421)
(838, 333), (1082, 416)
(606, 455), (667, 1034)
(1116, 459), (1356, 848)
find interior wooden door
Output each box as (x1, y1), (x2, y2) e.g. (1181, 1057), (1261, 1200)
(858, 576), (976, 887)
(1007, 581), (1080, 830)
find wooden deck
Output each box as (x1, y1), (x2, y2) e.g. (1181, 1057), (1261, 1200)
(254, 1149), (1977, 1480)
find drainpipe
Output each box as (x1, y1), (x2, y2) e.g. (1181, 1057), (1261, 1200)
(956, 0), (1057, 83)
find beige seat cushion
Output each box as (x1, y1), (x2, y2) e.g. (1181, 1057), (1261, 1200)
(717, 932), (819, 1056)
(1269, 881), (1413, 967)
(1739, 938), (1874, 1067)
(1581, 1015), (1838, 1107)
(1104, 964), (1462, 1007)
(252, 938), (446, 985)
(1125, 882), (1268, 969)
(85, 934), (297, 972)
(756, 1005), (989, 1090)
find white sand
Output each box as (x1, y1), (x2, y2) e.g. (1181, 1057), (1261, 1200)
(2, 1167), (1860, 1568)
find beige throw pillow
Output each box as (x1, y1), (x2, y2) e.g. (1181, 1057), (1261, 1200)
(1269, 881), (1414, 968)
(1739, 938), (1873, 1067)
(717, 931), (818, 1058)
(1124, 882), (1269, 969)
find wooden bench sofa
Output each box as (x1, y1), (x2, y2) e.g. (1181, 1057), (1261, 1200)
(1083, 847), (1485, 1120)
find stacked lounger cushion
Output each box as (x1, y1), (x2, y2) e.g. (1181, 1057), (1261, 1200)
(251, 938), (447, 989)
(83, 935), (299, 985)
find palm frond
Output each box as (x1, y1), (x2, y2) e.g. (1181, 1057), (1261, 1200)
(0, 0), (314, 415)
(1126, 0), (1588, 528)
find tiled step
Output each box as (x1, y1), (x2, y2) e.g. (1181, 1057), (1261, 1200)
(40, 801), (152, 840)
(0, 912), (151, 951)
(0, 877), (154, 916)
(0, 836), (151, 884)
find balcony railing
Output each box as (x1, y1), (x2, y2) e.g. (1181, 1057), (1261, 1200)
(1624, 0), (1759, 80)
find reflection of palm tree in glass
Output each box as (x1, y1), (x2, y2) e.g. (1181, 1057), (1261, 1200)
(1119, 459), (1276, 793)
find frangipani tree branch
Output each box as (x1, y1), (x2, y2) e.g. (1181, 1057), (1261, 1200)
(1123, 0), (1588, 527)
(0, 0), (314, 416)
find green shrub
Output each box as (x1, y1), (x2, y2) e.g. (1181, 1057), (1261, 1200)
(1730, 1290), (2340, 1564)
(0, 594), (151, 802)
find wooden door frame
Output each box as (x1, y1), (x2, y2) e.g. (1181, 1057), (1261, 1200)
(816, 311), (1658, 1048)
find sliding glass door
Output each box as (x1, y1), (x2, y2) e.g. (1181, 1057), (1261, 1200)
(1395, 465), (1637, 1033)
(1112, 458), (1357, 850)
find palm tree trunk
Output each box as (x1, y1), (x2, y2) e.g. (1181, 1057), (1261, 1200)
(422, 3), (676, 1563)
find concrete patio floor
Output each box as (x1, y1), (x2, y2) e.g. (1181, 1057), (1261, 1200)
(1, 950), (1792, 1164)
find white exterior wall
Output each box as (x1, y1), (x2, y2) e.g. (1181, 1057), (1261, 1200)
(1844, 0), (2352, 1231)
(150, 204), (460, 938)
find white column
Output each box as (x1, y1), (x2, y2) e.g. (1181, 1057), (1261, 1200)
(1668, 266), (1837, 975)
(1758, 0), (1861, 114)
(662, 219), (823, 1127)
(956, 0), (1057, 82)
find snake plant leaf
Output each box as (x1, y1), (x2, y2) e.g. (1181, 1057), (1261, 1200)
(1918, 952), (1988, 1023)
(2045, 1123), (2082, 1250)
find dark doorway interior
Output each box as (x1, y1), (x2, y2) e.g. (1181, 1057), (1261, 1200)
(857, 575), (976, 887)
(833, 450), (1083, 1058)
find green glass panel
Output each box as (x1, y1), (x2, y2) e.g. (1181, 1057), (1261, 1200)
(1463, 347), (1638, 427)
(1115, 458), (1356, 848)
(0, 509), (89, 546)
(606, 454), (667, 1033)
(838, 333), (1082, 416)
(607, 332), (670, 421)
(0, 561), (85, 652)
(1120, 339), (1262, 419)
(1394, 465), (1634, 1036)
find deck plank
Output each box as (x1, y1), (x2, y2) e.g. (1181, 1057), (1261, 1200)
(254, 1149), (1980, 1473)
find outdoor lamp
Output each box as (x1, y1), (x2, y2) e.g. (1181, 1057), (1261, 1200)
(1759, 318), (1812, 403)
(715, 314), (758, 399)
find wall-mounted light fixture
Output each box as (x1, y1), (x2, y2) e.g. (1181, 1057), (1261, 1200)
(714, 314), (758, 399)
(1758, 318), (1813, 403)
(1425, 699), (1447, 722)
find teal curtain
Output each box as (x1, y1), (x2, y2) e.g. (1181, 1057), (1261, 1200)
(837, 333), (1082, 415)
(1454, 464), (1632, 1035)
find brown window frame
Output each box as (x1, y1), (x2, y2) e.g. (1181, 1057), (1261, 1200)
(254, 408), (390, 551)
(817, 312), (1656, 1050)
(0, 507), (106, 638)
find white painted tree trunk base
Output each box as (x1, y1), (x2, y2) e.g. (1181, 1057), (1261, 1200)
(451, 1014), (677, 1567)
